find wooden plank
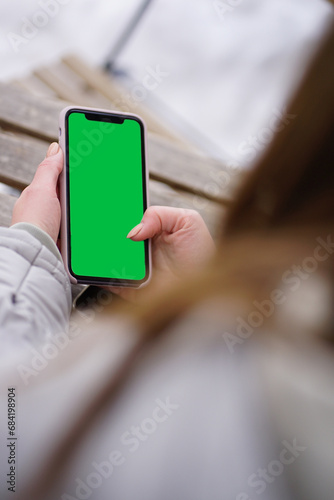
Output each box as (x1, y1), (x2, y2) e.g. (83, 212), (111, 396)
(149, 180), (223, 238)
(0, 132), (46, 190)
(12, 75), (57, 99)
(33, 67), (101, 108)
(62, 55), (197, 151)
(147, 133), (241, 202)
(0, 83), (64, 142)
(52, 61), (113, 109)
(0, 180), (221, 240)
(0, 83), (240, 203)
(0, 185), (220, 247)
(0, 192), (16, 227)
(0, 131), (222, 237)
(0, 129), (238, 205)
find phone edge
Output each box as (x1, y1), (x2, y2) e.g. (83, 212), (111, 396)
(58, 105), (152, 288)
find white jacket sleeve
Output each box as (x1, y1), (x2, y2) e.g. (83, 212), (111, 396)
(0, 225), (71, 357)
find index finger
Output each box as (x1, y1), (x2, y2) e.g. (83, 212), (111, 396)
(127, 206), (198, 240)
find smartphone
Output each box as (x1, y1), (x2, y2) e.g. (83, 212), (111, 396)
(59, 106), (151, 287)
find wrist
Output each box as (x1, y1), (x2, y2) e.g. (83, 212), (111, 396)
(10, 223), (62, 262)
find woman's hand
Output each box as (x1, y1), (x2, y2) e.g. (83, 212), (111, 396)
(11, 147), (215, 301)
(110, 206), (216, 301)
(11, 143), (63, 243)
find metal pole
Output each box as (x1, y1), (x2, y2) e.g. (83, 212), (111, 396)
(104, 0), (154, 73)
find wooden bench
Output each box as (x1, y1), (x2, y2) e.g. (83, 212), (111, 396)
(0, 65), (243, 304)
(13, 54), (198, 153)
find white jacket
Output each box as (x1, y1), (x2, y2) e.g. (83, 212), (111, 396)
(0, 225), (71, 361)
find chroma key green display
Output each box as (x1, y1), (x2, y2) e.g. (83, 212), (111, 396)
(65, 109), (149, 285)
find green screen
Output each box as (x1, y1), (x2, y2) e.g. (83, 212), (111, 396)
(67, 111), (146, 281)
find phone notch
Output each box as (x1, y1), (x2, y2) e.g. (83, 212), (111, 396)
(84, 113), (125, 125)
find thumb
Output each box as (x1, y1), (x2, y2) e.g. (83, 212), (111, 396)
(31, 143), (63, 190)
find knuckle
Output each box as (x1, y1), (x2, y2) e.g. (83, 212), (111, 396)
(182, 209), (202, 224)
(185, 208), (199, 218)
(145, 206), (155, 216)
(22, 184), (39, 200)
(144, 206), (162, 223)
(38, 157), (53, 171)
(39, 155), (62, 173)
(183, 208), (202, 222)
(145, 205), (161, 216)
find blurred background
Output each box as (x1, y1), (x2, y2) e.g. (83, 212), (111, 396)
(0, 0), (333, 164)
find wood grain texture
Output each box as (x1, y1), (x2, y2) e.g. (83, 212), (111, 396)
(62, 55), (195, 151)
(33, 67), (91, 107)
(0, 130), (223, 237)
(52, 61), (113, 109)
(12, 75), (57, 99)
(0, 192), (17, 227)
(147, 134), (241, 202)
(0, 132), (46, 189)
(149, 180), (223, 238)
(0, 83), (240, 204)
(0, 78), (230, 306)
(34, 66), (106, 109)
(0, 83), (64, 142)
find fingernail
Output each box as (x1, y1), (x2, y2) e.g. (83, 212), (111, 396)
(47, 142), (59, 157)
(127, 223), (143, 239)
